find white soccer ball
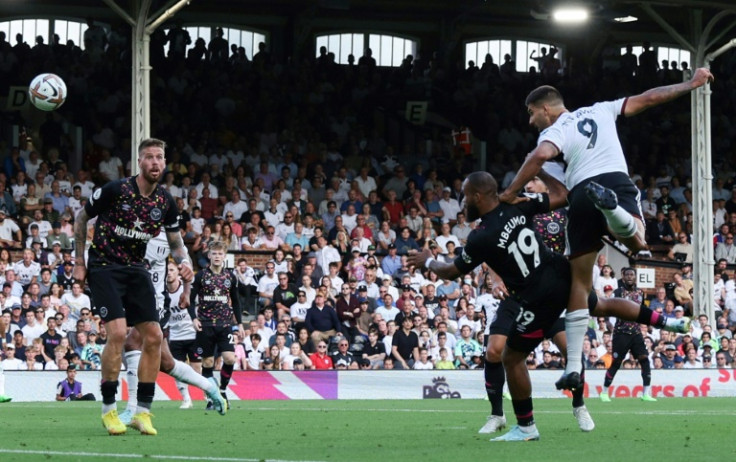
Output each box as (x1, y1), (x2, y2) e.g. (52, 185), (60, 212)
(28, 73), (67, 111)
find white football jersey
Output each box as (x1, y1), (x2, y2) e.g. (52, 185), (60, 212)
(145, 232), (170, 309)
(538, 98), (628, 189)
(13, 260), (41, 286)
(168, 283), (196, 342)
(474, 293), (501, 337)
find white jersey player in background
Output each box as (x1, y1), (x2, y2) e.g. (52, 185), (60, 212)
(499, 68), (713, 390)
(119, 232), (225, 424)
(166, 260), (201, 408)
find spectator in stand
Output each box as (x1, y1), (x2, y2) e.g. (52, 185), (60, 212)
(273, 272), (298, 319)
(668, 233), (693, 263)
(391, 315), (419, 369)
(305, 292), (340, 344)
(715, 233), (736, 263)
(309, 340), (333, 369)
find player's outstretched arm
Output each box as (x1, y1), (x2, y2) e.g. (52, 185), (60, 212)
(499, 143), (560, 204)
(624, 67), (714, 116)
(406, 248), (462, 281)
(537, 169), (568, 211)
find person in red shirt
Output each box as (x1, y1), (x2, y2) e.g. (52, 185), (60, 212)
(382, 190), (404, 226)
(309, 340), (334, 370)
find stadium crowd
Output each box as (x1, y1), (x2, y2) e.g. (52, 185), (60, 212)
(1, 22), (736, 375)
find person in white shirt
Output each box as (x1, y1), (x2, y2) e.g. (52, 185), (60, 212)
(73, 170), (96, 198)
(354, 167), (377, 198)
(375, 294), (399, 322)
(97, 148), (124, 182)
(0, 344), (24, 370)
(435, 223), (461, 255)
(21, 310), (46, 343)
(60, 282), (91, 321)
(315, 235), (341, 275)
(256, 262), (279, 307)
(13, 249), (41, 287)
(412, 347), (434, 370)
(194, 172), (218, 199)
(438, 187), (462, 225)
(223, 190), (249, 222)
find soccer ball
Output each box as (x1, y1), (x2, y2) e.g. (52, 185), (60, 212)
(28, 73), (67, 111)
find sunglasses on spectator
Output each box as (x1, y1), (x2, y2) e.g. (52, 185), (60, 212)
(318, 345), (327, 349)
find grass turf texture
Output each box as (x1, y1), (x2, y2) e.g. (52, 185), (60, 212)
(1, 398), (733, 461)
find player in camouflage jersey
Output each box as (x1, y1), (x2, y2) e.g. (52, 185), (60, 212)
(600, 267), (658, 402)
(74, 138), (195, 435)
(119, 233), (226, 425)
(188, 240), (242, 410)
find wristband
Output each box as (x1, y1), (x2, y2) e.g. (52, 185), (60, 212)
(425, 257), (434, 270)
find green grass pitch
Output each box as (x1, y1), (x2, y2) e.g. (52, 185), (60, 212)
(1, 398), (733, 461)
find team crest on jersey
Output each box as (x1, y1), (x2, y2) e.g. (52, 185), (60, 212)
(205, 278), (212, 285)
(99, 306), (108, 318)
(546, 222), (561, 235)
(90, 188), (101, 205)
(150, 208), (162, 221)
(461, 249), (472, 264)
(224, 278), (231, 288)
(196, 347), (203, 355)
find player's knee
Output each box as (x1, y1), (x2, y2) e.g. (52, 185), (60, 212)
(202, 357), (215, 368)
(222, 355), (236, 366)
(160, 354), (175, 371)
(107, 328), (127, 346)
(485, 348), (502, 363)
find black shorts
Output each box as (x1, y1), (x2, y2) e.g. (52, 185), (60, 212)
(487, 256), (569, 354)
(88, 265), (158, 326)
(196, 325), (236, 358)
(611, 331), (647, 361)
(567, 172), (642, 258)
(169, 339), (203, 363)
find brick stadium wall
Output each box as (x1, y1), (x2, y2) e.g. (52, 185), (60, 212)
(228, 251), (275, 270)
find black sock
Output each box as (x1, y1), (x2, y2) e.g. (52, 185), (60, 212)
(484, 360), (505, 416)
(220, 363), (234, 389)
(136, 382), (155, 412)
(638, 303), (664, 328)
(511, 397), (534, 427)
(604, 360), (622, 388)
(100, 380), (119, 405)
(639, 357), (652, 387)
(572, 369), (585, 408)
(202, 366), (214, 379)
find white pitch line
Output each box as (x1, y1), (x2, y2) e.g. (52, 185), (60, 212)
(0, 449), (325, 462)
(6, 404), (734, 416)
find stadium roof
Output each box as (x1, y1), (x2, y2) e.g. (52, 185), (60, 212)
(1, 0), (734, 37)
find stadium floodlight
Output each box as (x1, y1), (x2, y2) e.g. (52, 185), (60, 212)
(552, 8), (589, 23)
(613, 16), (638, 23)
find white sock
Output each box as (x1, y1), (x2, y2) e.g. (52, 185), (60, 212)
(519, 424), (537, 433)
(643, 385), (650, 396)
(168, 360), (216, 393)
(176, 380), (191, 401)
(102, 402), (117, 414)
(564, 309), (590, 374)
(599, 206), (637, 238)
(123, 350), (141, 413)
